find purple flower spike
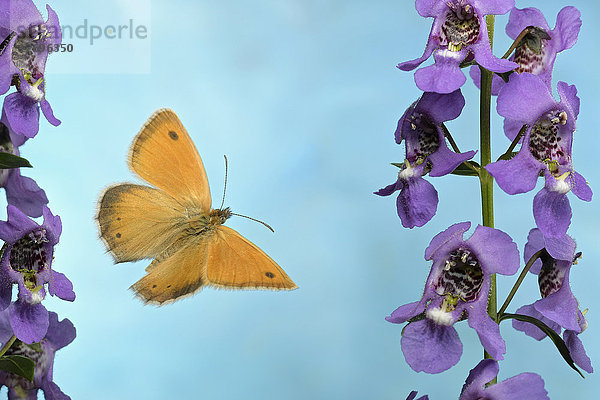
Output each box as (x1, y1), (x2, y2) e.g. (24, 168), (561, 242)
(0, 205), (75, 343)
(0, 310), (75, 399)
(375, 90), (475, 228)
(0, 120), (48, 217)
(399, 0), (517, 93)
(386, 222), (519, 373)
(459, 359), (549, 399)
(512, 228), (593, 373)
(486, 73), (591, 238)
(0, 2), (62, 137)
(470, 6), (581, 100)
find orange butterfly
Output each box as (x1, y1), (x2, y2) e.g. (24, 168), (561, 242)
(97, 109), (297, 305)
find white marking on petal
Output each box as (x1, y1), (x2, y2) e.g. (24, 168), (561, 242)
(426, 307), (455, 326)
(28, 290), (45, 304)
(549, 172), (572, 194)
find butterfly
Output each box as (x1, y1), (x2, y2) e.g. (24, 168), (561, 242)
(96, 108), (297, 305)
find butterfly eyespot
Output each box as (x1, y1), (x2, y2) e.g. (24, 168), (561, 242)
(168, 131), (179, 140)
(265, 272), (275, 278)
(116, 233), (122, 238)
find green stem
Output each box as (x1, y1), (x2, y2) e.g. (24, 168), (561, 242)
(481, 15), (496, 363)
(0, 335), (16, 358)
(498, 250), (544, 317)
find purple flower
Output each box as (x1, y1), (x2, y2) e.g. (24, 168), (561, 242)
(459, 359), (549, 399)
(0, 310), (75, 399)
(0, 205), (75, 344)
(512, 228), (592, 373)
(398, 0), (517, 93)
(0, 1), (61, 138)
(0, 120), (48, 217)
(386, 222), (519, 373)
(485, 73), (591, 238)
(406, 391), (429, 400)
(470, 6), (581, 98)
(375, 90), (475, 228)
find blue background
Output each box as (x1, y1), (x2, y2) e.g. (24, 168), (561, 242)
(3, 0), (599, 398)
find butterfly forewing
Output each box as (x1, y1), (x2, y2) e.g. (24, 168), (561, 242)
(206, 226), (297, 290)
(97, 184), (189, 263)
(129, 108), (212, 211)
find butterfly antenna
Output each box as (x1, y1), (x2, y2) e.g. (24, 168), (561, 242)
(231, 213), (275, 233)
(220, 155), (228, 210)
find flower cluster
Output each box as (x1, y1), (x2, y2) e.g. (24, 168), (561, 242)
(0, 1), (74, 397)
(380, 0), (592, 397)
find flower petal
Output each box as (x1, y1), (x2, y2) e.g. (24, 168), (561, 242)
(416, 90), (465, 124)
(414, 49), (467, 94)
(483, 373), (549, 400)
(374, 180), (402, 197)
(425, 222), (470, 261)
(415, 0), (448, 17)
(48, 271), (75, 301)
(461, 359), (499, 398)
(471, 0), (515, 16)
(503, 118), (525, 142)
(401, 319), (462, 374)
(553, 6), (581, 52)
(45, 312), (76, 351)
(533, 270), (580, 332)
(428, 145), (475, 177)
(42, 206), (62, 244)
(496, 73), (556, 123)
(386, 301), (426, 324)
(533, 188), (572, 238)
(4, 169), (48, 218)
(570, 171), (592, 202)
(466, 225), (519, 275)
(396, 177), (438, 228)
(0, 0), (44, 31)
(397, 23), (438, 71)
(42, 381), (71, 400)
(9, 301), (49, 344)
(2, 92), (40, 138)
(40, 99), (61, 126)
(505, 7), (550, 39)
(468, 304), (506, 360)
(485, 149), (541, 195)
(471, 40), (518, 73)
(563, 330), (593, 374)
(557, 81), (580, 121)
(45, 5), (63, 46)
(0, 204), (39, 244)
(512, 304), (561, 341)
(523, 228), (545, 275)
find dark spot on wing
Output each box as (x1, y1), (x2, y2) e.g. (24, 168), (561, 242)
(265, 272), (275, 278)
(168, 131), (179, 140)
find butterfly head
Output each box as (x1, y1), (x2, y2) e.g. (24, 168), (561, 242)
(209, 207), (232, 227)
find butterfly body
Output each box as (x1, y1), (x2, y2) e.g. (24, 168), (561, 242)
(97, 109), (297, 305)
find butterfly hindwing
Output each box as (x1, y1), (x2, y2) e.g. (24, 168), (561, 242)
(131, 236), (209, 305)
(129, 108), (212, 211)
(206, 226), (297, 290)
(97, 183), (187, 263)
